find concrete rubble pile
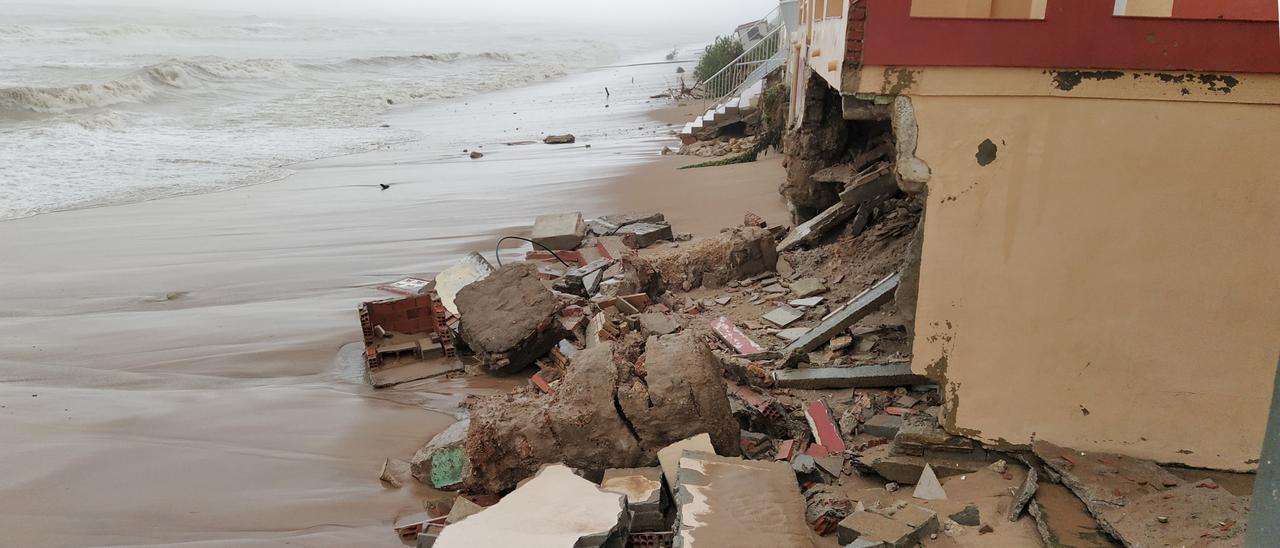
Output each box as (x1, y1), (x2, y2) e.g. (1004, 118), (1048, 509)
(370, 206), (1254, 547)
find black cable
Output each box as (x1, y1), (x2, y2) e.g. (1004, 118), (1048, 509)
(494, 236), (573, 268)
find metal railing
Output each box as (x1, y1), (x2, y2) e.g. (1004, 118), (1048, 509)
(698, 7), (790, 109)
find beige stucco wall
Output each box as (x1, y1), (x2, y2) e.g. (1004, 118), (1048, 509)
(908, 93), (1280, 470)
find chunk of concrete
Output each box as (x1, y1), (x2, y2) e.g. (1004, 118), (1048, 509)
(434, 464), (628, 547)
(410, 419), (471, 490)
(673, 453), (812, 547)
(782, 273), (900, 359)
(456, 263), (567, 373)
(862, 414), (904, 439)
(1007, 466), (1038, 521)
(772, 362), (927, 389)
(618, 222), (674, 249)
(789, 277), (826, 298)
(531, 211), (587, 250)
(950, 504), (980, 526)
(912, 464), (947, 501)
(380, 458), (412, 488)
(658, 433), (715, 490)
(1032, 440), (1183, 515)
(894, 410), (975, 455)
(646, 226), (776, 289)
(638, 313), (680, 336)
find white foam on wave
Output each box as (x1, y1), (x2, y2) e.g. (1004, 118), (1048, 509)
(0, 18), (623, 220)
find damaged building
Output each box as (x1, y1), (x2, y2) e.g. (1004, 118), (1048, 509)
(785, 0), (1280, 470)
(367, 1), (1279, 547)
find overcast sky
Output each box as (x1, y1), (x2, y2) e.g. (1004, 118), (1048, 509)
(24, 0), (781, 30)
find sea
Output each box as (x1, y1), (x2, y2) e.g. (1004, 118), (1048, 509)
(0, 3), (690, 220)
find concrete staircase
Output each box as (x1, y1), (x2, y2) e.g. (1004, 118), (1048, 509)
(679, 79), (765, 145)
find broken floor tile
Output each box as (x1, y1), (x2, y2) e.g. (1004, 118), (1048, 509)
(805, 399), (846, 453)
(789, 296), (824, 307)
(762, 305), (805, 328)
(709, 316), (766, 355)
(775, 327), (809, 342)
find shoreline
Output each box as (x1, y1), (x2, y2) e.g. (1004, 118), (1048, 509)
(0, 49), (787, 546)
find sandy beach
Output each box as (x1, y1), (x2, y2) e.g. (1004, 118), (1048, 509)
(0, 53), (787, 546)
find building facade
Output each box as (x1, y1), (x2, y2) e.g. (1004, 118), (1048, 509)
(788, 0), (1280, 470)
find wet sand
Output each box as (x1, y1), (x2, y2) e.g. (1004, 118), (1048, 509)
(0, 54), (786, 546)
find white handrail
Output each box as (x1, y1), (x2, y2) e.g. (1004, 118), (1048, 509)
(699, 23), (788, 108)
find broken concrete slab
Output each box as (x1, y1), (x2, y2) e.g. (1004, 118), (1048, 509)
(1033, 440), (1183, 515)
(588, 212), (665, 236)
(857, 444), (983, 485)
(434, 464), (628, 548)
(912, 464), (947, 501)
(456, 263), (567, 373)
(789, 277), (826, 298)
(710, 316), (767, 355)
(554, 258), (613, 297)
(369, 358), (463, 388)
(411, 419), (471, 490)
(617, 222), (674, 249)
(645, 226), (776, 290)
(531, 211), (587, 250)
(762, 305), (805, 328)
(778, 200), (859, 252)
(771, 362), (928, 389)
(673, 453), (813, 547)
(1008, 466), (1038, 521)
(1027, 482), (1120, 548)
(638, 312), (680, 336)
(839, 166), (899, 209)
(657, 433), (714, 491)
(433, 251), (496, 316)
(601, 467), (665, 532)
(894, 411), (976, 456)
(837, 505), (938, 547)
(782, 273), (901, 359)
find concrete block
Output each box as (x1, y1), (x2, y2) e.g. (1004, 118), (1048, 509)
(531, 211), (587, 250)
(863, 414), (904, 439)
(617, 222), (673, 249)
(601, 467), (664, 532)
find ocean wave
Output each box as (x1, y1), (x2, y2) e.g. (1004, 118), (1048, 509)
(338, 51), (517, 67)
(0, 58), (299, 114)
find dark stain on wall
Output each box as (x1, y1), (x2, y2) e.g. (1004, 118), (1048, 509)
(1048, 70), (1125, 91)
(976, 139), (998, 166)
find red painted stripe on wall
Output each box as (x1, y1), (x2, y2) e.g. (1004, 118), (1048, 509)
(861, 0), (1280, 74)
